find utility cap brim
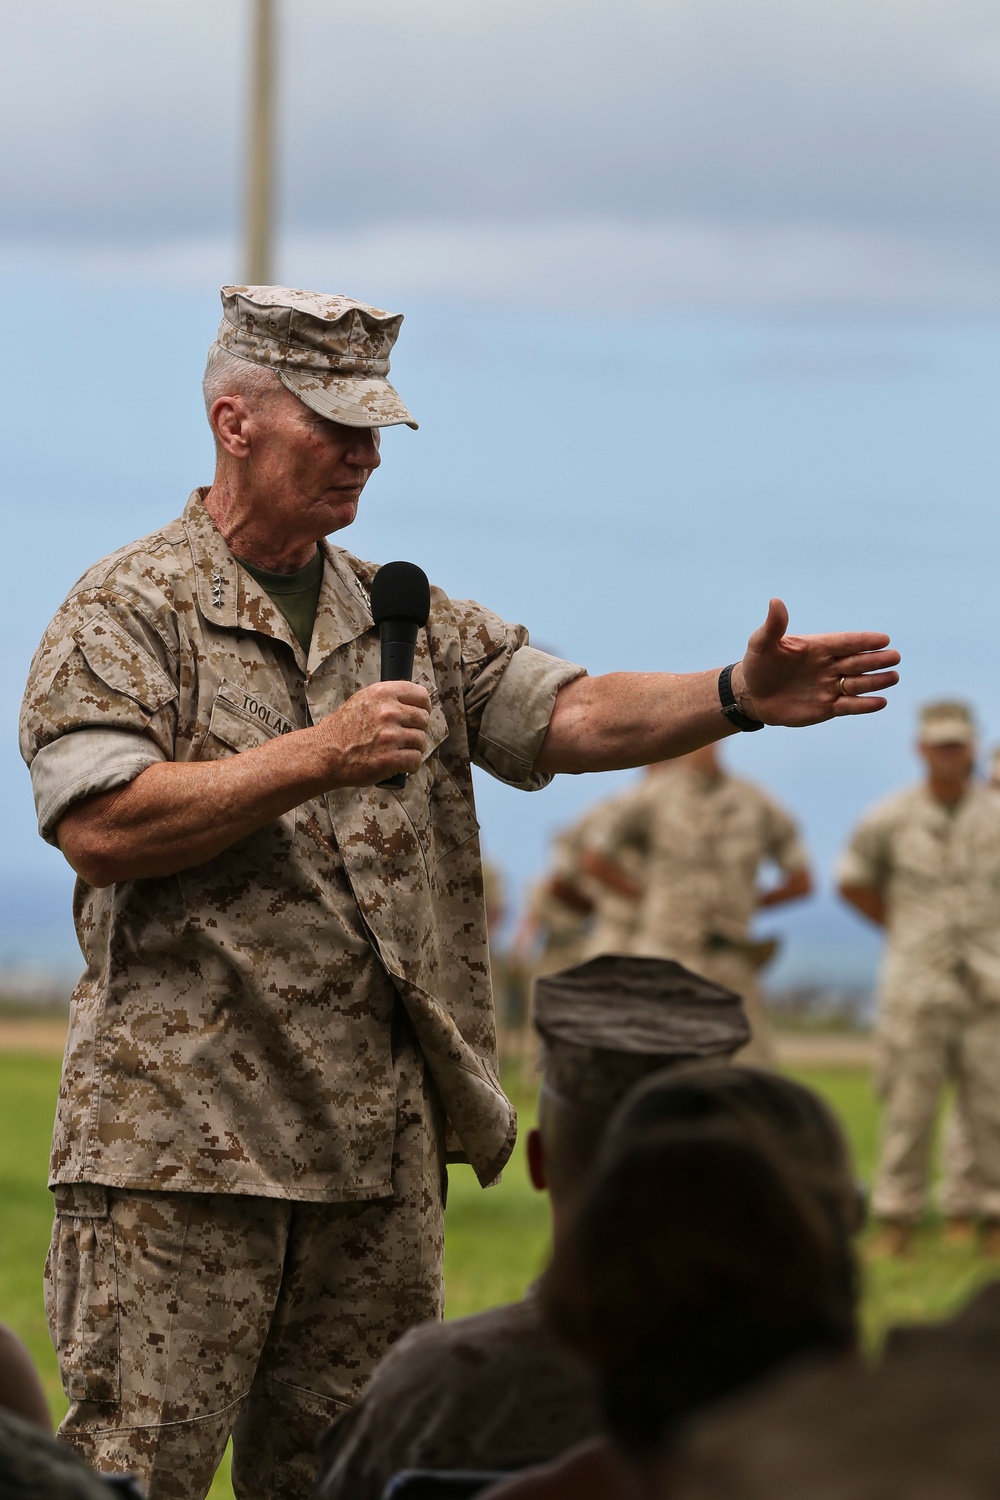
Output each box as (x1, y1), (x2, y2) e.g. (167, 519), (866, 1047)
(277, 368), (417, 429)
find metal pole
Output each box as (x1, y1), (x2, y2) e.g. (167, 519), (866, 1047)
(244, 0), (276, 284)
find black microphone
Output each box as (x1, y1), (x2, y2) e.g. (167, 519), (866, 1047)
(370, 561), (431, 789)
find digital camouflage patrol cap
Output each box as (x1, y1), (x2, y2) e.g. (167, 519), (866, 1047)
(214, 284), (418, 429)
(918, 699), (976, 747)
(533, 954), (749, 1111)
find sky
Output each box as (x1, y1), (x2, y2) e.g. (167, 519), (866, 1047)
(1, 1), (998, 990)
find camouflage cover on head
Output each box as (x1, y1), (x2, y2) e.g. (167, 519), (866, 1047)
(215, 284), (418, 429)
(533, 955), (749, 1111)
(918, 699), (975, 746)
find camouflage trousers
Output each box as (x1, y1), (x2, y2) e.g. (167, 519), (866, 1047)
(939, 1104), (983, 1219)
(873, 1004), (1000, 1222)
(44, 1039), (446, 1500)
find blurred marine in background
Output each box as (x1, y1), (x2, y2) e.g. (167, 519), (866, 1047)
(512, 791), (649, 975)
(838, 701), (1000, 1256)
(580, 743), (813, 1064)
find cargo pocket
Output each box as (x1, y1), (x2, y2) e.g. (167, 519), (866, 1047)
(45, 1183), (121, 1404)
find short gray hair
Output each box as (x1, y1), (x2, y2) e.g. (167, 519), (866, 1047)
(202, 342), (282, 418)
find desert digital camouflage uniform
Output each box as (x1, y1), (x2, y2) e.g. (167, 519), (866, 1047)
(315, 955), (748, 1500)
(521, 875), (591, 974)
(945, 759), (1000, 1216)
(20, 296), (584, 1498)
(21, 489), (582, 1198)
(837, 783), (1000, 1222)
(591, 764), (808, 1064)
(44, 1042), (443, 1500)
(577, 786), (649, 959)
(523, 792), (648, 979)
(946, 753), (1000, 1218)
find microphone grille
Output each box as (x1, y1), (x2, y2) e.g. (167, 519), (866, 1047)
(370, 561), (431, 626)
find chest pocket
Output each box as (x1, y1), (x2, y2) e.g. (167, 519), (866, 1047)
(206, 681), (298, 754)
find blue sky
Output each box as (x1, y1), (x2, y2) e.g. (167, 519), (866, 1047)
(1, 2), (998, 987)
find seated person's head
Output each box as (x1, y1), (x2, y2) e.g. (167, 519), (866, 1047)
(525, 956), (750, 1241)
(543, 1125), (858, 1472)
(605, 1064), (864, 1240)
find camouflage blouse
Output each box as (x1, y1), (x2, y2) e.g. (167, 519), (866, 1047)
(21, 491), (583, 1200)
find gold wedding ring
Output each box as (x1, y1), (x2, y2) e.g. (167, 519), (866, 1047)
(839, 676), (848, 696)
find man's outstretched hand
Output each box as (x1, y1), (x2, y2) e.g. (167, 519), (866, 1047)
(734, 599), (900, 727)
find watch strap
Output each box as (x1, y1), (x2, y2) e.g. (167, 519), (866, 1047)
(718, 664), (765, 732)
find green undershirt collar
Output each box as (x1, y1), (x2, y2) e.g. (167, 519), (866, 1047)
(236, 547), (324, 654)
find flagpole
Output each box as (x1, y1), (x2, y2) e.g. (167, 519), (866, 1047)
(244, 0), (276, 283)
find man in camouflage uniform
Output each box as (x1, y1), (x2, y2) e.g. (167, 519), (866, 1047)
(514, 790), (649, 980)
(19, 283), (898, 1499)
(838, 701), (1000, 1256)
(314, 955), (749, 1500)
(581, 744), (813, 1064)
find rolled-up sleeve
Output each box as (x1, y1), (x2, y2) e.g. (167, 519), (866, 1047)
(475, 645), (586, 791)
(20, 587), (179, 847)
(30, 728), (167, 846)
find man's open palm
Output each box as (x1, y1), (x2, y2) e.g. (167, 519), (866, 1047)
(740, 599), (900, 727)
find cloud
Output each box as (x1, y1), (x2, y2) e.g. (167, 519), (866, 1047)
(1, 0), (998, 312)
(4, 217), (998, 317)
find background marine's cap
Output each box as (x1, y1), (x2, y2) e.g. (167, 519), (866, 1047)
(214, 285), (417, 429)
(533, 954), (750, 1111)
(918, 700), (976, 747)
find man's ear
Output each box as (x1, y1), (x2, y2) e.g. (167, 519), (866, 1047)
(526, 1128), (548, 1192)
(210, 395), (252, 459)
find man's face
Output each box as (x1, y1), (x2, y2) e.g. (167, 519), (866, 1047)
(918, 740), (975, 784)
(247, 383), (381, 540)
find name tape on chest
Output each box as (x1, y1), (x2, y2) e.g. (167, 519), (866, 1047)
(239, 693), (296, 737)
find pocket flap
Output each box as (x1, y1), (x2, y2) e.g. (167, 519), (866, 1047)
(73, 615), (177, 714)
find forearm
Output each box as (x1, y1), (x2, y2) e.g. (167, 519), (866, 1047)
(536, 670), (736, 775)
(55, 680), (433, 886)
(579, 848), (643, 900)
(839, 883), (887, 926)
(57, 727), (335, 885)
(757, 868), (813, 909)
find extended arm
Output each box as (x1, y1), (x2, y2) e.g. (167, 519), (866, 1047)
(56, 682), (431, 887)
(536, 599), (899, 774)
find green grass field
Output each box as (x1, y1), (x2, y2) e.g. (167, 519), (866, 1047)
(3, 1049), (998, 1499)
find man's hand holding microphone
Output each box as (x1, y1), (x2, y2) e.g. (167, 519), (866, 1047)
(316, 561), (433, 790)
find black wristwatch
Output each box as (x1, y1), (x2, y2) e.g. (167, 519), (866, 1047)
(718, 664), (765, 732)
